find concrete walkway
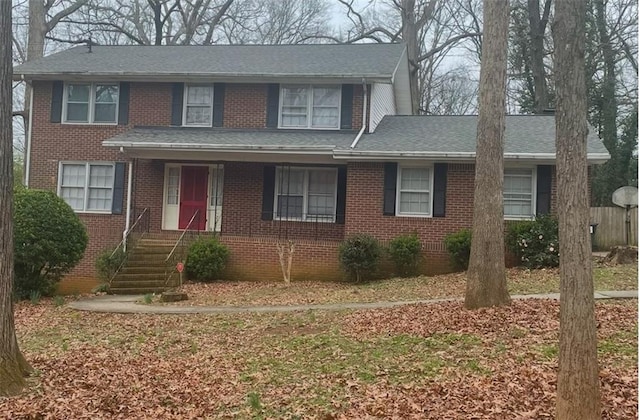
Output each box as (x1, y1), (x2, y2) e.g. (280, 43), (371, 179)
(68, 290), (638, 315)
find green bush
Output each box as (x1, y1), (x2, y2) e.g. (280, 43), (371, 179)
(13, 189), (88, 300)
(338, 234), (382, 282)
(388, 233), (422, 277)
(444, 228), (472, 270)
(95, 246), (127, 283)
(506, 214), (559, 269)
(185, 237), (230, 282)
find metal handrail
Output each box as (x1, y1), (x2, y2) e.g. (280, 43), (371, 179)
(164, 210), (201, 287)
(108, 207), (150, 286)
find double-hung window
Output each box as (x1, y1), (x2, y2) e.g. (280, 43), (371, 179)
(397, 166), (432, 216)
(59, 162), (115, 212)
(184, 85), (213, 126)
(504, 168), (535, 219)
(64, 83), (119, 124)
(275, 167), (337, 221)
(280, 85), (341, 129)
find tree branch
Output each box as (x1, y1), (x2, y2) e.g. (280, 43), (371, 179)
(418, 32), (481, 61)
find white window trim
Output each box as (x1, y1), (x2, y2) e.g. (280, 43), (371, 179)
(273, 166), (339, 223)
(62, 83), (119, 125)
(57, 161), (115, 214)
(278, 85), (342, 130)
(504, 167), (537, 221)
(396, 165), (434, 218)
(182, 84), (214, 127)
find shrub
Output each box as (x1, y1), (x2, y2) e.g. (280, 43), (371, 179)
(185, 237), (230, 282)
(444, 229), (472, 270)
(506, 214), (559, 269)
(14, 189), (88, 300)
(388, 233), (422, 277)
(339, 234), (382, 282)
(95, 246), (127, 283)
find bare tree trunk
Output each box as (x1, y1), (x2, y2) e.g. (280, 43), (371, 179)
(401, 0), (421, 115)
(0, 0), (30, 397)
(553, 0), (601, 417)
(465, 0), (511, 309)
(527, 0), (551, 113)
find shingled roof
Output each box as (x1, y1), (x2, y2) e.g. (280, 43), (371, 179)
(14, 43), (407, 83)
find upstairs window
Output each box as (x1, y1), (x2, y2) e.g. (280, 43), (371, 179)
(275, 167), (337, 222)
(64, 83), (119, 124)
(504, 168), (535, 219)
(184, 85), (213, 126)
(280, 85), (341, 129)
(58, 162), (115, 212)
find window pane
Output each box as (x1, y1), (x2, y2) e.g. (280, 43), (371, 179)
(88, 188), (112, 211)
(94, 104), (117, 123)
(167, 167), (180, 205)
(67, 84), (90, 102)
(210, 167), (224, 207)
(504, 169), (533, 217)
(187, 86), (212, 105)
(401, 168), (430, 191)
(62, 164), (86, 187)
(60, 187), (85, 210)
(186, 106), (212, 125)
(95, 85), (118, 104)
(308, 195), (335, 217)
(277, 195), (303, 218)
(312, 87), (340, 128)
(66, 103), (89, 122)
(281, 87), (308, 127)
(277, 169), (304, 195)
(89, 165), (114, 188)
(282, 87), (308, 107)
(309, 170), (336, 194)
(400, 191), (430, 214)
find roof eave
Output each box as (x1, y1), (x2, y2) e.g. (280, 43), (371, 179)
(103, 140), (337, 155)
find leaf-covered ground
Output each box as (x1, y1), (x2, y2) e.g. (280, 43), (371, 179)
(1, 297), (637, 418)
(167, 263), (637, 307)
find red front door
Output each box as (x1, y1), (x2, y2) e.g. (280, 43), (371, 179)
(179, 166), (208, 230)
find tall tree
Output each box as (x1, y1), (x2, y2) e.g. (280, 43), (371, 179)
(464, 0), (511, 309)
(553, 0), (601, 417)
(0, 0), (31, 397)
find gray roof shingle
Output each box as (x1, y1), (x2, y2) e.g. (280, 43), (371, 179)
(339, 115), (609, 160)
(14, 43), (406, 81)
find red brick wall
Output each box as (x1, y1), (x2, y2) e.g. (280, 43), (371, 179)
(224, 84), (268, 128)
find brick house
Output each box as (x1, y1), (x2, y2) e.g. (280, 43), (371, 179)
(14, 43), (609, 293)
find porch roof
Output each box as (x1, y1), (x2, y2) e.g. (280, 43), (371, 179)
(337, 115), (610, 164)
(103, 127), (356, 157)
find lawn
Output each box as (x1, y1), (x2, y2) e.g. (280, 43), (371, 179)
(0, 294), (637, 418)
(167, 262), (637, 307)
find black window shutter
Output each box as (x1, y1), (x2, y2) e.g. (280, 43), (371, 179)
(171, 83), (184, 126)
(50, 81), (64, 123)
(213, 83), (225, 127)
(383, 162), (398, 216)
(536, 165), (552, 215)
(262, 165), (276, 220)
(117, 82), (130, 126)
(266, 84), (280, 128)
(112, 162), (126, 215)
(433, 163), (447, 217)
(340, 84), (353, 129)
(336, 166), (347, 224)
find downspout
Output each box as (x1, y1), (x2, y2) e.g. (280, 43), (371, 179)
(123, 159), (134, 251)
(349, 79), (368, 149)
(24, 80), (34, 187)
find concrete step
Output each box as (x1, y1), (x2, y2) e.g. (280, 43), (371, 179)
(113, 273), (166, 282)
(110, 287), (173, 295)
(119, 266), (167, 275)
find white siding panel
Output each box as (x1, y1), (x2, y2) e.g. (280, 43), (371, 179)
(369, 83), (396, 132)
(392, 48), (412, 115)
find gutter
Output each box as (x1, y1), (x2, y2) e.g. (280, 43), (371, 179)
(24, 83), (34, 187)
(349, 79), (368, 149)
(104, 142), (337, 155)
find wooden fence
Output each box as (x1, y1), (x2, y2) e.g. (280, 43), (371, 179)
(590, 207), (638, 250)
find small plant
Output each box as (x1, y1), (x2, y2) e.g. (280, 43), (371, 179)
(247, 391), (263, 413)
(388, 233), (422, 277)
(53, 295), (65, 307)
(29, 290), (41, 305)
(444, 228), (472, 270)
(339, 234), (382, 282)
(185, 237), (230, 282)
(506, 214), (559, 269)
(142, 293), (154, 304)
(95, 246), (127, 283)
(91, 283), (110, 294)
